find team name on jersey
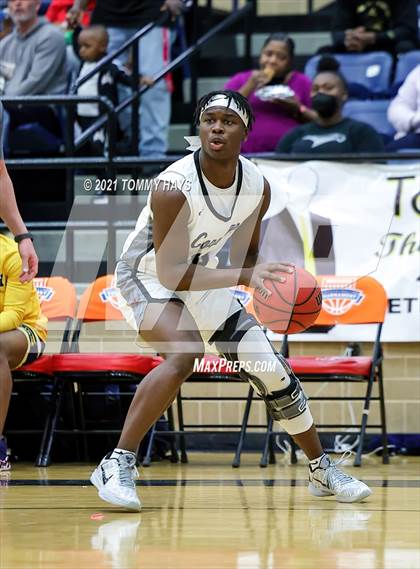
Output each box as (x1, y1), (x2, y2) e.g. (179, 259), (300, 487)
(191, 223), (240, 250)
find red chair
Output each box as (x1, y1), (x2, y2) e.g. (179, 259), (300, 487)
(47, 275), (167, 464)
(261, 275), (389, 467)
(11, 277), (77, 466)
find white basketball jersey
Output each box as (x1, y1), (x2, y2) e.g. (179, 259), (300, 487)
(120, 151), (265, 281)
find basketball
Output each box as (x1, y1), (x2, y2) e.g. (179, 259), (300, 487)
(253, 267), (322, 334)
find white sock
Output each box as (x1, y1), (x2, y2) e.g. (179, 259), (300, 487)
(110, 448), (136, 459)
(309, 453), (329, 469)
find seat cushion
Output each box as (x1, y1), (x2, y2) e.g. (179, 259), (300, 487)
(14, 354), (54, 375)
(51, 353), (163, 376)
(288, 356), (373, 378)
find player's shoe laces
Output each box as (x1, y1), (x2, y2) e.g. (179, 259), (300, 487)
(308, 452), (372, 503)
(90, 450), (141, 511)
(0, 437), (11, 472)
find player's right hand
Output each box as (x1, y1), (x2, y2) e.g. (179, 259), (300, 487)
(243, 262), (294, 298)
(18, 239), (38, 282)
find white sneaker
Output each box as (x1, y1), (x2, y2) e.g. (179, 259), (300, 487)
(90, 451), (141, 511)
(308, 452), (372, 503)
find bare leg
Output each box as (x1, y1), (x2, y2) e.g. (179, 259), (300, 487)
(0, 330), (28, 435)
(291, 423), (323, 460)
(117, 301), (204, 452)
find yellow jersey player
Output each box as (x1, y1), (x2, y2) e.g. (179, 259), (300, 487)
(0, 234), (47, 471)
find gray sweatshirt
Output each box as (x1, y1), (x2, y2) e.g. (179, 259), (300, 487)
(0, 18), (67, 96)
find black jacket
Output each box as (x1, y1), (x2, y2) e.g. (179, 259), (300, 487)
(332, 0), (418, 51)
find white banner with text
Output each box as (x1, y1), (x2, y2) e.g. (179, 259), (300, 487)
(253, 159), (420, 342)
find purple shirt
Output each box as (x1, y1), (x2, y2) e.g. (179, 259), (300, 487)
(224, 70), (312, 153)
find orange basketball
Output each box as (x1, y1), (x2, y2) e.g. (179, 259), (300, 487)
(253, 267), (322, 334)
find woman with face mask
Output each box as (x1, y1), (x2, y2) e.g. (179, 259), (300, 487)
(276, 57), (385, 154)
(224, 33), (314, 153)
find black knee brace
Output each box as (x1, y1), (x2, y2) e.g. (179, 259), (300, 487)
(209, 309), (260, 363)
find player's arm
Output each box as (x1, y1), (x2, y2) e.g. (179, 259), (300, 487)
(153, 181), (290, 295)
(153, 183), (245, 291)
(230, 178), (271, 268)
(0, 252), (33, 332)
(0, 160), (27, 236)
(0, 161), (38, 281)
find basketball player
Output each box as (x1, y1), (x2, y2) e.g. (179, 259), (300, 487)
(90, 90), (371, 510)
(0, 103), (38, 282)
(0, 233), (47, 470)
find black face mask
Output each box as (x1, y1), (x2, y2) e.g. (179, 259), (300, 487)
(311, 93), (340, 118)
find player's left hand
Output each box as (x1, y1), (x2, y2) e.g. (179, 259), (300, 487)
(245, 262), (294, 298)
(18, 239), (38, 282)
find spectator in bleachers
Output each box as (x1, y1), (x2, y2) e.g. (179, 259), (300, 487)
(0, 0), (67, 95)
(0, 0), (67, 146)
(276, 57), (385, 154)
(0, 232), (47, 471)
(73, 25), (152, 154)
(73, 24), (153, 200)
(387, 65), (420, 150)
(224, 33), (313, 153)
(46, 0), (95, 27)
(67, 0), (185, 157)
(328, 0), (418, 55)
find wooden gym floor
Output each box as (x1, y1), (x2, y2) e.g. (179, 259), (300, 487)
(0, 453), (419, 569)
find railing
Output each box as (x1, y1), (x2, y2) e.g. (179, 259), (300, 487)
(3, 151), (419, 281)
(2, 95), (118, 214)
(4, 0), (255, 218)
(6, 150), (420, 170)
(70, 12), (170, 155)
(67, 0), (256, 154)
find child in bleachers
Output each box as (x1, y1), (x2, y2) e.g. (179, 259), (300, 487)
(0, 234), (47, 471)
(73, 25), (153, 201)
(74, 25), (133, 156)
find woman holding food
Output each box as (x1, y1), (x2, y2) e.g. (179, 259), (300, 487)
(224, 33), (314, 153)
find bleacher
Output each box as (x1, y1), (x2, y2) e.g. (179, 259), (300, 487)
(2, 0), (418, 265)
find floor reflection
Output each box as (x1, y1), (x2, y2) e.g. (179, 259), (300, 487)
(1, 457), (420, 569)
